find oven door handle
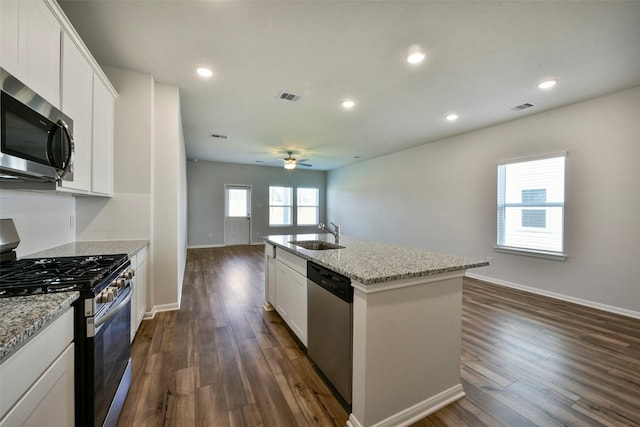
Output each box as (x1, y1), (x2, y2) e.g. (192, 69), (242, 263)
(95, 286), (132, 330)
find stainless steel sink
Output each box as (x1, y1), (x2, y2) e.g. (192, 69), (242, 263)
(289, 240), (345, 250)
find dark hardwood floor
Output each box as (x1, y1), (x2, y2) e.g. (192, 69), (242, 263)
(117, 245), (640, 426)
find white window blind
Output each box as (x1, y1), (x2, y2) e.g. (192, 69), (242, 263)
(497, 153), (566, 257)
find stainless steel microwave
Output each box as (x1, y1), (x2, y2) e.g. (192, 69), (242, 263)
(0, 67), (74, 187)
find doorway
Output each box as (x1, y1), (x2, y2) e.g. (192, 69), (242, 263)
(224, 185), (251, 245)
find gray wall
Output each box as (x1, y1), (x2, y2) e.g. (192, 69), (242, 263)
(187, 161), (327, 246)
(327, 86), (640, 316)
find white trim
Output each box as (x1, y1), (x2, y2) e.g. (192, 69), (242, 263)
(351, 271), (466, 294)
(466, 273), (640, 320)
(494, 245), (566, 261)
(187, 244), (225, 249)
(347, 384), (465, 427)
(497, 150), (567, 166)
(143, 302), (180, 320)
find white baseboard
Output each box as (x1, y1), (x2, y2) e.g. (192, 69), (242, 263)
(143, 302), (180, 319)
(187, 244), (225, 249)
(187, 242), (265, 249)
(466, 273), (640, 320)
(347, 384), (465, 427)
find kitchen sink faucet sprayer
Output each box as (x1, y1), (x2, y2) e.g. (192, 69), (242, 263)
(318, 222), (340, 244)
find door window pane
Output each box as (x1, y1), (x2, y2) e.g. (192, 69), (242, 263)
(228, 188), (248, 217)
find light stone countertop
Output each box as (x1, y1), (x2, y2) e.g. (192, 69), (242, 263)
(264, 233), (489, 285)
(25, 240), (149, 259)
(0, 292), (79, 363)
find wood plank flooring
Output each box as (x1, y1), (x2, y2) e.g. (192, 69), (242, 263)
(117, 245), (640, 426)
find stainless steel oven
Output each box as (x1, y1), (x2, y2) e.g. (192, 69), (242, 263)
(80, 273), (133, 427)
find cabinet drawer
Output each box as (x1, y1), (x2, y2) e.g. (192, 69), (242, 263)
(277, 249), (306, 276)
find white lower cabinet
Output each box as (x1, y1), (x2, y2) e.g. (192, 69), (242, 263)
(0, 309), (74, 427)
(274, 255), (308, 347)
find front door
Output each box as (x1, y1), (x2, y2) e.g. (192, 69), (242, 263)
(224, 185), (251, 245)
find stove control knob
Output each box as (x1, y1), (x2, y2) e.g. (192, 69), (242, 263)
(97, 291), (107, 303)
(116, 278), (127, 289)
(124, 269), (135, 279)
(107, 288), (116, 301)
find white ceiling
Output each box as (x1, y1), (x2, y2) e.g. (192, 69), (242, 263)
(59, 0), (640, 171)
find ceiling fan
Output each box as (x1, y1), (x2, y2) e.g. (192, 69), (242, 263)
(283, 151), (312, 170)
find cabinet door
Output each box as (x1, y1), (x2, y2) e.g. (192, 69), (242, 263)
(274, 260), (308, 346)
(0, 0), (23, 77)
(24, 0), (61, 107)
(91, 76), (115, 195)
(0, 345), (74, 427)
(59, 32), (93, 193)
(135, 247), (147, 330)
(267, 256), (276, 305)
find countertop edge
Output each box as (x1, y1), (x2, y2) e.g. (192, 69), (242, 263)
(0, 291), (79, 364)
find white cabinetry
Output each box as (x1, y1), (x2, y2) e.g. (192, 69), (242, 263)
(0, 0), (116, 197)
(264, 244), (276, 309)
(0, 0), (61, 106)
(0, 0), (21, 76)
(0, 309), (74, 427)
(274, 250), (308, 346)
(59, 32), (93, 193)
(130, 245), (149, 342)
(91, 76), (115, 195)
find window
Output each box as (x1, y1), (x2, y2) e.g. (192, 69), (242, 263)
(297, 188), (319, 225)
(497, 153), (566, 258)
(269, 186), (293, 225)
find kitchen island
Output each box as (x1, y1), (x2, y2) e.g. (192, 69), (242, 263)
(264, 233), (489, 427)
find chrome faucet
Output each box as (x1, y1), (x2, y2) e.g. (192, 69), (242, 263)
(318, 222), (340, 244)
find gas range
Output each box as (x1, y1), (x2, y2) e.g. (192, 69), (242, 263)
(0, 254), (130, 298)
(0, 218), (135, 427)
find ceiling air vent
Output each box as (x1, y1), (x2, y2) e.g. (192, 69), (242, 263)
(210, 133), (229, 140)
(511, 102), (535, 111)
(279, 92), (301, 102)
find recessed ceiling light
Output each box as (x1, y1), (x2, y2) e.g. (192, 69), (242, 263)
(342, 100), (355, 109)
(407, 52), (426, 64)
(196, 67), (213, 78)
(446, 114), (459, 122)
(538, 79), (557, 89)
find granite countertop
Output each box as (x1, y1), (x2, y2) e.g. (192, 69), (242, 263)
(25, 240), (149, 259)
(264, 233), (489, 285)
(0, 292), (79, 363)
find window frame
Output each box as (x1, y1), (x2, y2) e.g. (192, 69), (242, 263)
(268, 186), (293, 226)
(496, 152), (567, 261)
(296, 187), (320, 226)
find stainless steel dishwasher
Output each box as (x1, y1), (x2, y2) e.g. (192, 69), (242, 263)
(307, 261), (353, 407)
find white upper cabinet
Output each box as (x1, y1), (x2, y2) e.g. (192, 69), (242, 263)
(91, 76), (115, 196)
(25, 0), (61, 107)
(1, 0), (117, 197)
(0, 0), (61, 107)
(0, 0), (22, 76)
(59, 32), (93, 193)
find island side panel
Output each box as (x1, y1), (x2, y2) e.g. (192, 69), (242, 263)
(351, 273), (465, 427)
